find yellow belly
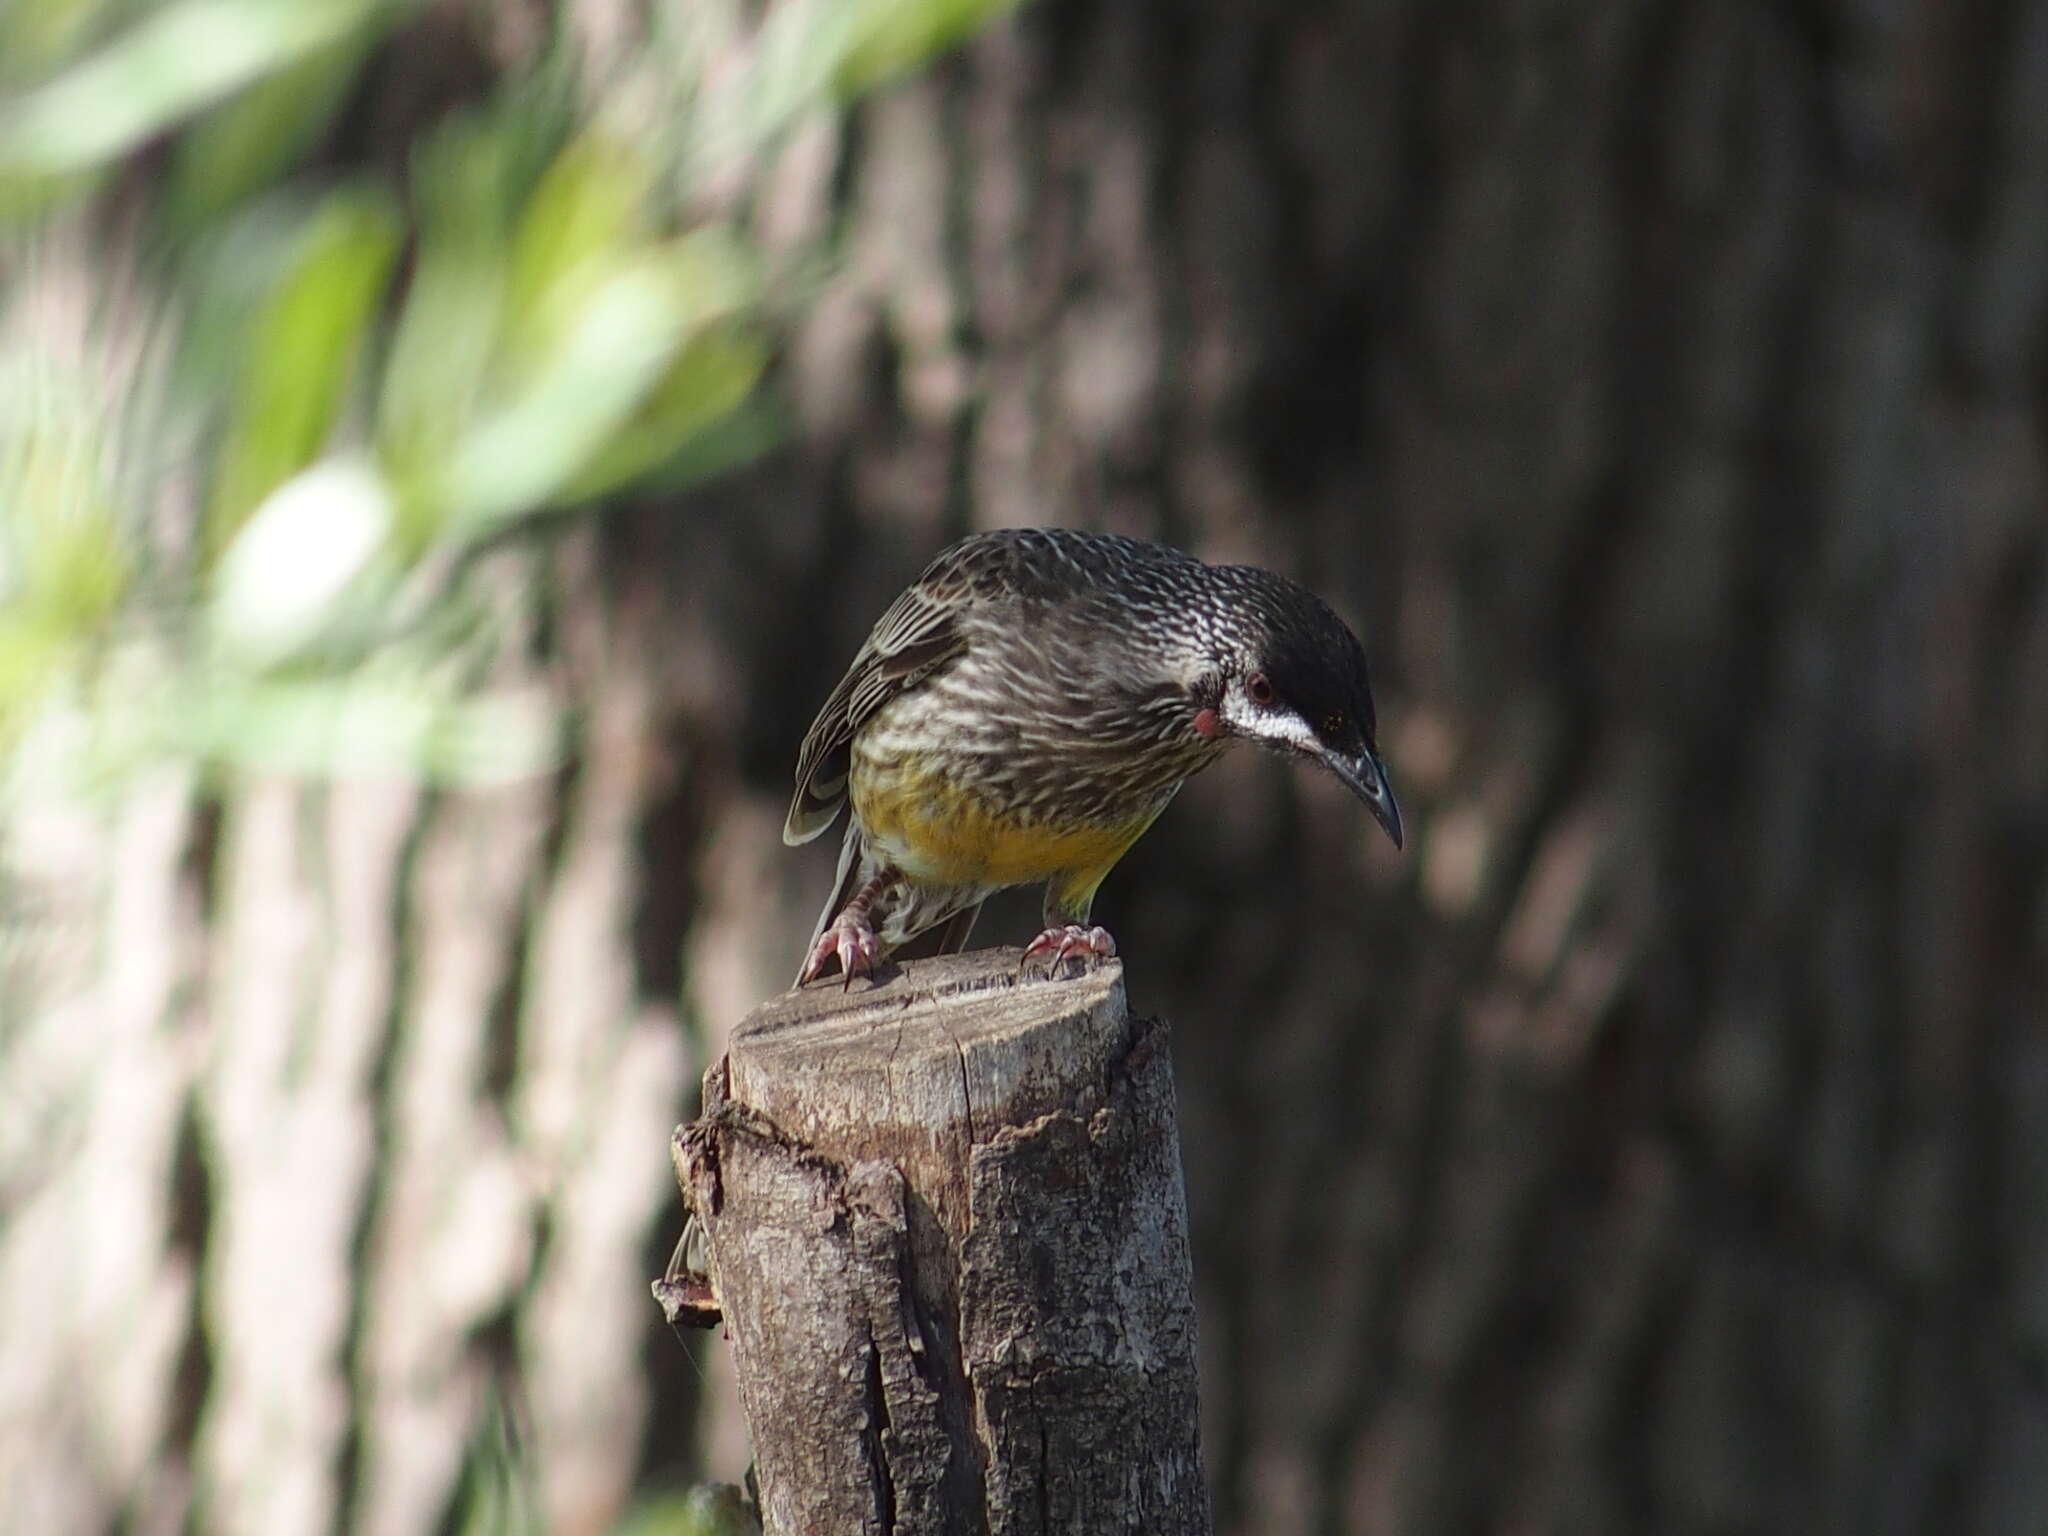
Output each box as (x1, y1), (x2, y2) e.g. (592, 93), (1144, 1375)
(853, 771), (1164, 920)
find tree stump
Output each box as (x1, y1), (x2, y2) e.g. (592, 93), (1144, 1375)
(660, 950), (1209, 1536)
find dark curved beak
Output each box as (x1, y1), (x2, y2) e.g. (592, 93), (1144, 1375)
(1326, 746), (1403, 850)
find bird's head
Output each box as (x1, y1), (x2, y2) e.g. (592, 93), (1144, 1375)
(1198, 566), (1403, 850)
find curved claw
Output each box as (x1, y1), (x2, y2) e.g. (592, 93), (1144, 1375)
(800, 911), (881, 987)
(1020, 923), (1117, 979)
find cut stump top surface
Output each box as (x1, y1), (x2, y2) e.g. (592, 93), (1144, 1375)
(725, 951), (1131, 1228)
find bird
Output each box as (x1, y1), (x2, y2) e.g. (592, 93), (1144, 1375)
(786, 527), (1403, 986)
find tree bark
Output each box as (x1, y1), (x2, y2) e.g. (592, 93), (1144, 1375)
(0, 535), (697, 1536)
(671, 951), (1209, 1536)
(654, 5), (2048, 1531)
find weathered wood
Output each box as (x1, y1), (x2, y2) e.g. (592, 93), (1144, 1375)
(669, 950), (1209, 1536)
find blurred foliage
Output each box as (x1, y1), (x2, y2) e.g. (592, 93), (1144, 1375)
(0, 3), (1018, 1526)
(0, 0), (1018, 792)
(610, 1485), (762, 1536)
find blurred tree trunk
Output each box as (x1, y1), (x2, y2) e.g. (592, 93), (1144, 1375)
(667, 2), (2048, 1534)
(0, 536), (700, 1536)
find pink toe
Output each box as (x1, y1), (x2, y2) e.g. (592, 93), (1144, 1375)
(1021, 924), (1117, 977)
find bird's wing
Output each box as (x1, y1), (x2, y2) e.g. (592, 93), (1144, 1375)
(795, 820), (868, 981)
(783, 543), (995, 845)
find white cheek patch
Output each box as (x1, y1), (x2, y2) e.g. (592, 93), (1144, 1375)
(1216, 691), (1259, 736)
(1219, 693), (1320, 753)
(1262, 710), (1322, 754)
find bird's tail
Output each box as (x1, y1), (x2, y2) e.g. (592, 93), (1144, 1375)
(796, 821), (868, 986)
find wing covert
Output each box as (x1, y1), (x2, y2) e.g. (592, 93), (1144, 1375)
(782, 577), (968, 844)
(781, 530), (1094, 845)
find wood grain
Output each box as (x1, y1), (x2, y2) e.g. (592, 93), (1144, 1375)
(674, 951), (1209, 1536)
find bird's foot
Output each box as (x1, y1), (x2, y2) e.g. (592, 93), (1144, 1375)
(799, 910), (881, 988)
(1021, 924), (1117, 978)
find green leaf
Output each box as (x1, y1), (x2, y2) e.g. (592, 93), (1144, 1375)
(20, 503), (130, 632)
(0, 384), (132, 635)
(837, 0), (1022, 95)
(500, 134), (655, 367)
(0, 0), (387, 184)
(633, 395), (786, 493)
(556, 324), (769, 504)
(206, 185), (401, 558)
(608, 1484), (760, 1536)
(375, 107), (558, 539)
(0, 0), (125, 91)
(166, 30), (379, 224)
(0, 612), (73, 739)
(162, 670), (560, 783)
(680, 0), (857, 195)
(416, 229), (760, 532)
(429, 260), (700, 532)
(376, 250), (510, 546)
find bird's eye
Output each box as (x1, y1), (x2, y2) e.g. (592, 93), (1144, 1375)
(1247, 672), (1275, 705)
(1323, 711), (1346, 737)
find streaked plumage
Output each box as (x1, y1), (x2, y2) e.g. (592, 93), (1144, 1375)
(788, 527), (1401, 984)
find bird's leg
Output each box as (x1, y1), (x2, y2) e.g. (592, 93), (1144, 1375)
(1021, 923), (1117, 978)
(799, 870), (892, 987)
